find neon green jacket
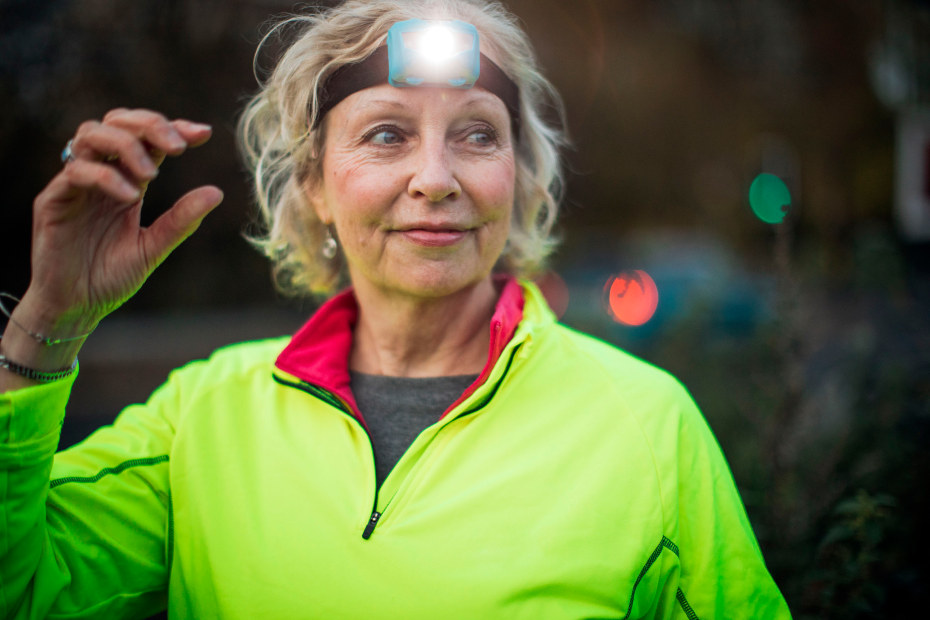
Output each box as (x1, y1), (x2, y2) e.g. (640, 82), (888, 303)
(1, 279), (791, 619)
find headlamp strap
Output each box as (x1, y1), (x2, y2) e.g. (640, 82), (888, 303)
(316, 46), (390, 127)
(314, 46), (521, 135)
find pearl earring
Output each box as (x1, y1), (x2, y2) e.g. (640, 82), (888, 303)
(322, 227), (338, 260)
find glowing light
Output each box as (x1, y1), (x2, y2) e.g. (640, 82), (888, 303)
(534, 271), (570, 319)
(391, 20), (479, 88)
(749, 173), (791, 224)
(603, 270), (659, 326)
(418, 25), (456, 64)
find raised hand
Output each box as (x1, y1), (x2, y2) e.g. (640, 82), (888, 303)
(1, 108), (224, 386)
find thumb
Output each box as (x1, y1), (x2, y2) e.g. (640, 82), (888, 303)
(144, 185), (224, 267)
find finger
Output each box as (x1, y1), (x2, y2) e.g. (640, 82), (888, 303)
(70, 123), (159, 181)
(170, 119), (213, 149)
(144, 119), (213, 170)
(143, 185), (224, 266)
(52, 158), (142, 204)
(102, 108), (188, 156)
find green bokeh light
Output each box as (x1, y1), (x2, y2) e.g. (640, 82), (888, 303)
(748, 173), (791, 224)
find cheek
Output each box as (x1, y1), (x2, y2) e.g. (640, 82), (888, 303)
(330, 162), (397, 220)
(477, 161), (516, 217)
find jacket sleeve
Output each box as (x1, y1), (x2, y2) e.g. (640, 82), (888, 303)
(655, 384), (793, 619)
(1, 370), (178, 619)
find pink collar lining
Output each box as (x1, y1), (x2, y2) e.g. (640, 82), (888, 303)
(275, 276), (525, 424)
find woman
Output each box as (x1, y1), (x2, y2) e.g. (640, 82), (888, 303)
(0, 0), (791, 618)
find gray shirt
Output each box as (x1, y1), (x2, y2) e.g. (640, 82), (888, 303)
(350, 371), (478, 488)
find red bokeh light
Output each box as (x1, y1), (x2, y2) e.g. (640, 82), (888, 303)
(603, 270), (659, 326)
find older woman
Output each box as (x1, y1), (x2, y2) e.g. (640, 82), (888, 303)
(0, 1), (791, 618)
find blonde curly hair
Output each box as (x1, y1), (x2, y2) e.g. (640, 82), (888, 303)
(238, 0), (567, 297)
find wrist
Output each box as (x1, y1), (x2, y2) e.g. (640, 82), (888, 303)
(13, 288), (101, 342)
(0, 330), (82, 391)
(0, 349), (77, 383)
(0, 325), (84, 369)
(0, 292), (91, 377)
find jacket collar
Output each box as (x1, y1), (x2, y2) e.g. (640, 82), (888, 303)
(275, 276), (526, 420)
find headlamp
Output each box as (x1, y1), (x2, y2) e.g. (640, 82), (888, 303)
(315, 19), (520, 135)
(386, 19), (480, 88)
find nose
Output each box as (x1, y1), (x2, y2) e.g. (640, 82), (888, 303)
(407, 136), (462, 203)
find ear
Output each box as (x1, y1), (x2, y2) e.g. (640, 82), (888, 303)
(303, 173), (332, 225)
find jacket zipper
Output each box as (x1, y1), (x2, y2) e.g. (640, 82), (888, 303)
(362, 511), (382, 539)
(271, 376), (381, 539)
(359, 343), (523, 538)
(272, 342), (522, 540)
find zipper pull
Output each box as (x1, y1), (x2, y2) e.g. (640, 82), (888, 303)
(362, 511), (382, 540)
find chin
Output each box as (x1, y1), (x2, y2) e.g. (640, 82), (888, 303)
(386, 262), (494, 300)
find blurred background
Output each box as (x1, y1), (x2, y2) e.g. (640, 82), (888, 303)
(3, 0), (929, 617)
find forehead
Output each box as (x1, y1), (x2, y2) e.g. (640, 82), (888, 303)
(339, 83), (508, 117)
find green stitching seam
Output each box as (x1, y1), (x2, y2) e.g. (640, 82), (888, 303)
(271, 375), (351, 413)
(49, 455), (169, 488)
(677, 587), (700, 620)
(621, 536), (681, 620)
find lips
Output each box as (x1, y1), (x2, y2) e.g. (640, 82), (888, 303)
(398, 228), (470, 247)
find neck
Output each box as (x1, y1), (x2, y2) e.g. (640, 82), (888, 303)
(349, 278), (499, 378)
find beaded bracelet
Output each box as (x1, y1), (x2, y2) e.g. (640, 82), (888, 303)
(0, 292), (94, 345)
(0, 351), (77, 383)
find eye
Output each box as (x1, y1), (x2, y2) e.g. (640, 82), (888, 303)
(366, 126), (405, 146)
(465, 126), (498, 147)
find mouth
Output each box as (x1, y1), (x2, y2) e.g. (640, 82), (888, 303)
(395, 221), (473, 248)
(398, 228), (470, 247)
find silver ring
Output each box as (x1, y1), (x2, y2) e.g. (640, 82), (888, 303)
(61, 139), (76, 164)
